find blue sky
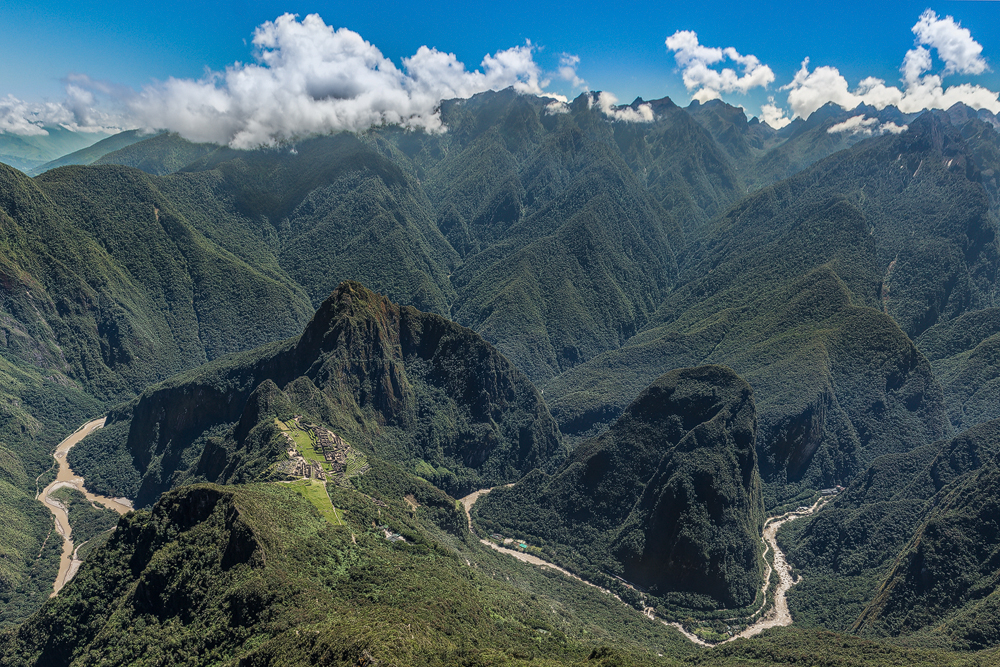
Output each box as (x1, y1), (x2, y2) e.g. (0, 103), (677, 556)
(2, 0), (999, 142)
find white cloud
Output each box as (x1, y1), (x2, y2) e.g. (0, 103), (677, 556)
(760, 97), (791, 129)
(0, 74), (125, 136)
(781, 11), (1000, 120)
(912, 9), (987, 76)
(0, 96), (66, 135)
(782, 59), (1000, 119)
(125, 14), (558, 147)
(558, 54), (587, 90)
(545, 100), (570, 115)
(827, 114), (907, 136)
(665, 30), (774, 102)
(782, 58), (862, 118)
(0, 14), (578, 147)
(828, 115), (879, 134)
(593, 92), (654, 122)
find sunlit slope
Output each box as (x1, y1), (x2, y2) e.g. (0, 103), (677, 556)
(0, 160), (314, 624)
(27, 130), (161, 175)
(93, 131), (218, 175)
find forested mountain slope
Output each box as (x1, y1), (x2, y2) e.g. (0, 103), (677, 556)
(781, 418), (1000, 649)
(476, 365), (763, 610)
(26, 130), (162, 175)
(546, 110), (1000, 501)
(72, 282), (563, 506)
(3, 88), (1000, 659)
(0, 479), (703, 666)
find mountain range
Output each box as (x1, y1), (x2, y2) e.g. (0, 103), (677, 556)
(1, 90), (1000, 664)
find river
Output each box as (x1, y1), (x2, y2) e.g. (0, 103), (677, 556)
(36, 417), (133, 596)
(459, 487), (827, 646)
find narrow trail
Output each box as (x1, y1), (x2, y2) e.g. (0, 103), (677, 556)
(460, 487), (828, 646)
(36, 417), (133, 596)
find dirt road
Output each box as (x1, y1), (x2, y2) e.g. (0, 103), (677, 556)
(37, 417), (133, 596)
(459, 486), (827, 645)
(459, 487), (612, 585)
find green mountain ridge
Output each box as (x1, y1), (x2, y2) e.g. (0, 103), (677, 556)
(0, 128), (109, 173)
(2, 89), (1000, 662)
(545, 110), (1000, 501)
(475, 365), (763, 610)
(26, 130), (163, 176)
(74, 282), (563, 506)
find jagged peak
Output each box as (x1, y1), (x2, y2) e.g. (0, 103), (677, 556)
(299, 281), (398, 348)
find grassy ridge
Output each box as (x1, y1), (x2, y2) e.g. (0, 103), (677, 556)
(0, 474), (704, 666)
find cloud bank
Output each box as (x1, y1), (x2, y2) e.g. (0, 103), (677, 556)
(827, 115), (908, 136)
(594, 92), (654, 122)
(1, 13), (581, 148)
(129, 14), (559, 147)
(665, 30), (775, 102)
(772, 10), (999, 124)
(3, 9), (999, 142)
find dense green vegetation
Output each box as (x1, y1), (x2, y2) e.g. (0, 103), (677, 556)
(26, 130), (163, 176)
(0, 474), (705, 666)
(477, 366), (764, 611)
(93, 132), (217, 175)
(544, 111), (995, 502)
(71, 282), (563, 506)
(3, 94), (1000, 660)
(917, 309), (1000, 430)
(780, 419), (1000, 648)
(49, 487), (118, 547)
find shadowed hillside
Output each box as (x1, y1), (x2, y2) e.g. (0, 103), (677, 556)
(476, 366), (763, 610)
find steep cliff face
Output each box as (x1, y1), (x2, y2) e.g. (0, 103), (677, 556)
(611, 367), (762, 606)
(100, 282), (563, 505)
(475, 365), (763, 609)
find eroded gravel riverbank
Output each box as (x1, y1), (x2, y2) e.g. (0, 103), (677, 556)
(37, 417), (133, 596)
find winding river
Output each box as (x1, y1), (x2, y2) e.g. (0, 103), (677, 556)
(36, 417), (133, 596)
(460, 488), (826, 646)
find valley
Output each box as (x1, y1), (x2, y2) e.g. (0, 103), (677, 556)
(3, 89), (1000, 665)
(463, 485), (829, 646)
(36, 418), (130, 596)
